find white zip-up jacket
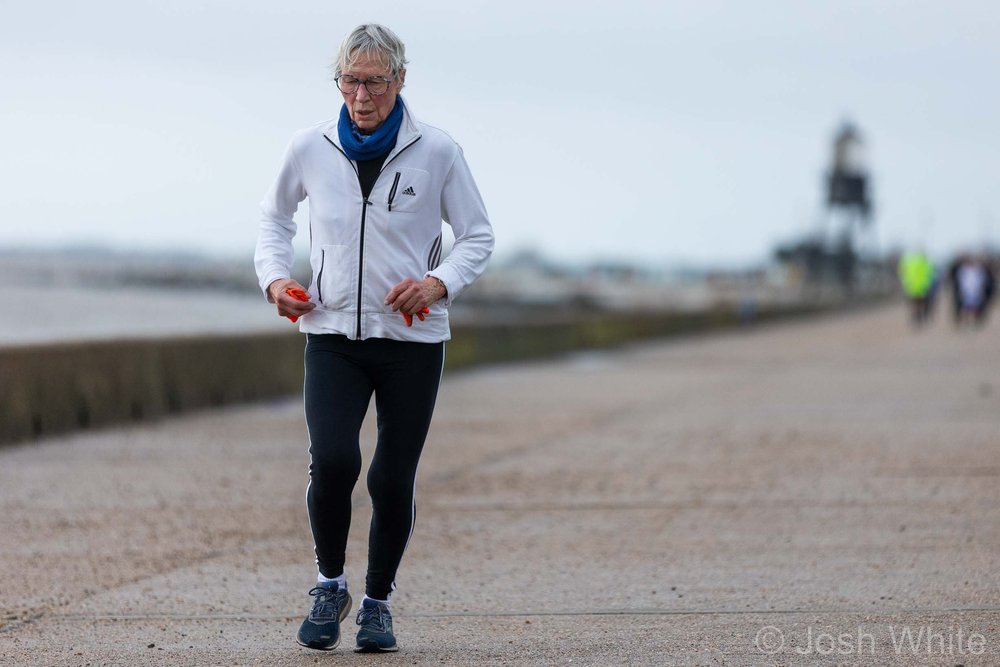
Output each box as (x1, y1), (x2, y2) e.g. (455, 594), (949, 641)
(255, 100), (494, 343)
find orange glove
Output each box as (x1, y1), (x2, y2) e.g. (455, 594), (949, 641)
(285, 288), (311, 323)
(402, 307), (430, 327)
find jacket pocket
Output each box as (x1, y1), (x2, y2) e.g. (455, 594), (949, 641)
(316, 244), (352, 310)
(386, 167), (430, 214)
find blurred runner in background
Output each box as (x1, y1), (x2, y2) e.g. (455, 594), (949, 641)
(897, 250), (936, 327)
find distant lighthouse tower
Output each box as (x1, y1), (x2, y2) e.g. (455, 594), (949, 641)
(824, 120), (874, 289)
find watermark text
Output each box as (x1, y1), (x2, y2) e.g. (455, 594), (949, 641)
(754, 624), (987, 657)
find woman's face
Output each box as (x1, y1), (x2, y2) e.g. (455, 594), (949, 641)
(340, 52), (405, 134)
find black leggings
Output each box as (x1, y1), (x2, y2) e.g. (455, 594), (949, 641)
(304, 333), (444, 600)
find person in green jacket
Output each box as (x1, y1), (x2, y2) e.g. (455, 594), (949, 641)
(898, 250), (936, 326)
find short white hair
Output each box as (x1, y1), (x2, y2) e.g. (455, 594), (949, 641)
(333, 24), (408, 79)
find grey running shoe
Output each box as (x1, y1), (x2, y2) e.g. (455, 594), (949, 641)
(355, 598), (398, 652)
(296, 582), (352, 650)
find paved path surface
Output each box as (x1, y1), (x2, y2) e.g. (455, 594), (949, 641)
(1, 304), (998, 666)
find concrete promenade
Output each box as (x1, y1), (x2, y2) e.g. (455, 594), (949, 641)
(1, 304), (998, 666)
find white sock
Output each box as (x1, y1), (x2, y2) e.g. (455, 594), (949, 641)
(317, 572), (347, 589)
(363, 595), (390, 610)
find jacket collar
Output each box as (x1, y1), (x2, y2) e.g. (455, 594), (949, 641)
(322, 96), (421, 160)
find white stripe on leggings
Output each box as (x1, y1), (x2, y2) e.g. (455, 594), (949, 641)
(390, 342), (445, 595)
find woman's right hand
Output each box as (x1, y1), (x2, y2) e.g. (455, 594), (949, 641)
(267, 278), (316, 320)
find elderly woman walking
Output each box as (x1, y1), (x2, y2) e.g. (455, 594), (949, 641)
(254, 24), (493, 652)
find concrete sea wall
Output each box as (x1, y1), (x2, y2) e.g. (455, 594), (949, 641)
(0, 303), (837, 446)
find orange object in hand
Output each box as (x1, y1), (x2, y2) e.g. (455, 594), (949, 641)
(285, 288), (311, 323)
(402, 307), (430, 327)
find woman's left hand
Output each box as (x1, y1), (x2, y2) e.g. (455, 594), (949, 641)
(385, 276), (446, 316)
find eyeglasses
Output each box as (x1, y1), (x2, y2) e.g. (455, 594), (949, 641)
(335, 75), (393, 96)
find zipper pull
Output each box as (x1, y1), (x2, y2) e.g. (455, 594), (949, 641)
(387, 171), (402, 211)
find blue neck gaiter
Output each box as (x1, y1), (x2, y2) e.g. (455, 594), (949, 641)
(337, 98), (404, 161)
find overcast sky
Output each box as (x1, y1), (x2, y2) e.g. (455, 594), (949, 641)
(1, 1), (998, 267)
